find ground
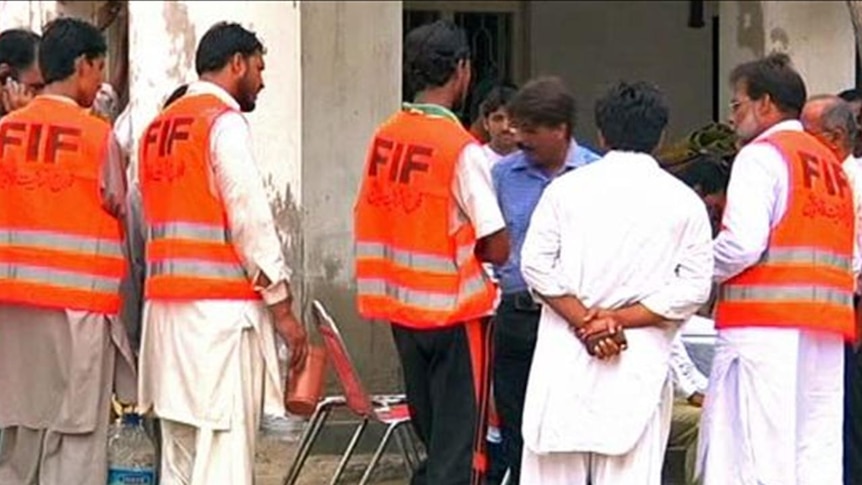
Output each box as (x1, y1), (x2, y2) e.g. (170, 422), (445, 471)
(254, 433), (409, 485)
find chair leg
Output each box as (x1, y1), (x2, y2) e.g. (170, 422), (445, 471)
(405, 424), (423, 465)
(501, 468), (511, 485)
(328, 418), (369, 485)
(283, 406), (332, 485)
(357, 421), (399, 485)
(393, 423), (414, 476)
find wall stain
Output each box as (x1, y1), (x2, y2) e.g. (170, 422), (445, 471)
(769, 27), (790, 55)
(162, 1), (195, 83)
(737, 1), (765, 58)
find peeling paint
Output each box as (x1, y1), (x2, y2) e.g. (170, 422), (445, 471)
(736, 1), (765, 58)
(769, 27), (790, 54)
(162, 1), (196, 83)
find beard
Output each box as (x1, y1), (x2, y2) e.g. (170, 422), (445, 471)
(237, 75), (259, 113)
(238, 96), (256, 113)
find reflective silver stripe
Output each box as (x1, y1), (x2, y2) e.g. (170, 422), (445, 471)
(460, 272), (490, 299)
(720, 285), (853, 307)
(0, 262), (119, 292)
(357, 278), (457, 310)
(356, 242), (457, 273)
(456, 243), (474, 266)
(148, 259), (249, 281)
(148, 222), (230, 244)
(761, 247), (852, 270)
(0, 229), (122, 257)
(358, 272), (492, 312)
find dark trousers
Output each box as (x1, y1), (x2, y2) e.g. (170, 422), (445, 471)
(392, 320), (490, 485)
(845, 343), (862, 485)
(493, 295), (540, 485)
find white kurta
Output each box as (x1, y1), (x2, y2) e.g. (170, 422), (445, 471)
(698, 121), (851, 485)
(519, 151), (713, 483)
(137, 81), (291, 484)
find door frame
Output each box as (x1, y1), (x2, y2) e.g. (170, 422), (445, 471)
(403, 0), (528, 84)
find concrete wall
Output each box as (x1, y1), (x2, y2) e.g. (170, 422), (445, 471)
(299, 0), (403, 392)
(528, 0), (716, 146)
(718, 1), (855, 122)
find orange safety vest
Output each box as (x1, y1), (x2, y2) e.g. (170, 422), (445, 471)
(716, 130), (856, 339)
(354, 108), (497, 328)
(139, 94), (259, 301)
(0, 97), (126, 314)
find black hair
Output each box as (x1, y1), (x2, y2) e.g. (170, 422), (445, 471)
(195, 22), (264, 76)
(507, 76), (576, 135)
(730, 53), (807, 118)
(595, 81), (669, 153)
(403, 20), (470, 97)
(0, 29), (40, 79)
(163, 84), (189, 109)
(480, 84), (518, 118)
(675, 154), (730, 195)
(838, 88), (862, 103)
(39, 17), (106, 85)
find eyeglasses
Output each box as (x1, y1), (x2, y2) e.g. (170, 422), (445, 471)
(729, 99), (751, 113)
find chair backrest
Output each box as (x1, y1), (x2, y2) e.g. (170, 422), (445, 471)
(311, 300), (374, 417)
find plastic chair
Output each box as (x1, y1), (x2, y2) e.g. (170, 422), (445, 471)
(282, 300), (422, 485)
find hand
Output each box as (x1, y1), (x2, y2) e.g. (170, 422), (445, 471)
(576, 310), (627, 359)
(576, 308), (622, 341)
(1, 78), (34, 114)
(688, 392), (705, 408)
(271, 305), (309, 372)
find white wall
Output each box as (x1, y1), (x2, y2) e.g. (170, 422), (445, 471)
(528, 0), (716, 146)
(126, 1), (302, 205)
(300, 0), (403, 391)
(718, 1), (855, 121)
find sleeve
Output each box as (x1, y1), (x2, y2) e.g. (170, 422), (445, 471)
(209, 112), (292, 304)
(520, 183), (567, 297)
(452, 142), (506, 238)
(119, 182), (146, 350)
(845, 162), (862, 291)
(713, 144), (785, 282)
(99, 130), (127, 220)
(669, 335), (709, 398)
(640, 198), (714, 320)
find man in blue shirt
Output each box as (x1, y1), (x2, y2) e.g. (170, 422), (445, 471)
(490, 77), (599, 484)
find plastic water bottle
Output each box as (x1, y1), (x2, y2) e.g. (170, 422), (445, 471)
(107, 413), (157, 484)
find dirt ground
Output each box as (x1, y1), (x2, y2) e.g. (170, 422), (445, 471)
(254, 433), (410, 485)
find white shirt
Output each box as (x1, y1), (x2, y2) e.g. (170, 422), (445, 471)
(714, 120), (861, 282)
(843, 155), (862, 291)
(453, 142), (506, 239)
(520, 150), (713, 455)
(669, 335), (708, 399)
(481, 143), (505, 168)
(139, 81), (288, 425)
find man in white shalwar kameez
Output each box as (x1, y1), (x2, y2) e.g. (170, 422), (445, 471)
(697, 54), (857, 485)
(137, 22), (308, 485)
(519, 81), (713, 484)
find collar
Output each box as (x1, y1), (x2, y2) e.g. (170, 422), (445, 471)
(753, 119), (803, 142)
(600, 150), (660, 167)
(186, 80), (241, 111)
(402, 102), (461, 125)
(511, 138), (590, 171)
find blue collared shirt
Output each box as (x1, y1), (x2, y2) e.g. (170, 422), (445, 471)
(491, 139), (600, 294)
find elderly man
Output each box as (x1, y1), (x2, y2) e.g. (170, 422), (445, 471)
(519, 81), (713, 484)
(800, 94), (862, 485)
(698, 54), (856, 485)
(0, 18), (136, 484)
